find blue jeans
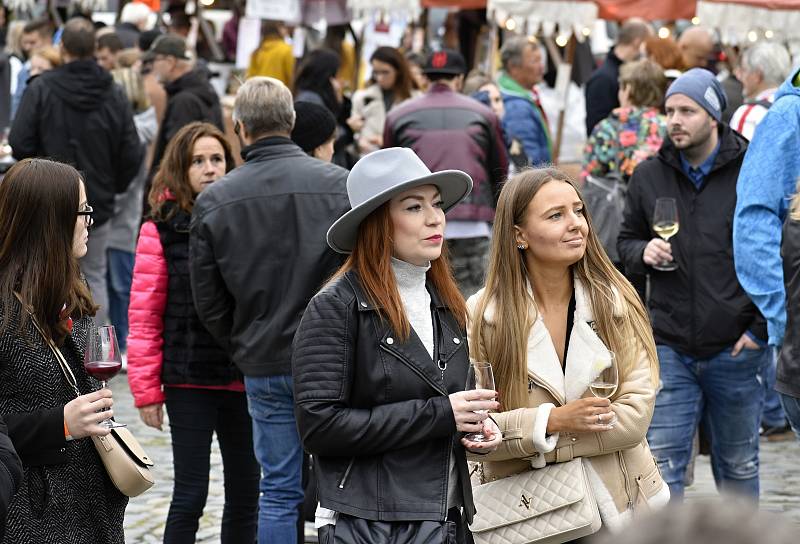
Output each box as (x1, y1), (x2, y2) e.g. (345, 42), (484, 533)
(779, 393), (800, 441)
(245, 375), (304, 544)
(163, 387), (260, 543)
(761, 348), (787, 428)
(106, 249), (134, 351)
(647, 344), (768, 501)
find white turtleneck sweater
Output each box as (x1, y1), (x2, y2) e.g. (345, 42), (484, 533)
(314, 259), (460, 528)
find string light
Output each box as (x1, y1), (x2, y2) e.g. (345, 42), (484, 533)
(765, 30), (774, 39)
(555, 34), (569, 47)
(658, 27), (671, 39)
(581, 27), (591, 37)
(747, 30), (758, 42)
(691, 17), (700, 25)
(505, 18), (517, 31)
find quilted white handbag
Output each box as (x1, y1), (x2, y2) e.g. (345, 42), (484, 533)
(469, 458), (601, 544)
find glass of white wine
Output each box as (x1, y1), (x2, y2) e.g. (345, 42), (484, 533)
(652, 197), (679, 271)
(590, 352), (618, 425)
(464, 362), (495, 442)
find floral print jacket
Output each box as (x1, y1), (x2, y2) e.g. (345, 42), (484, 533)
(582, 106), (667, 182)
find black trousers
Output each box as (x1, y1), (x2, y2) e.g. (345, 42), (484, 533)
(163, 387), (261, 544)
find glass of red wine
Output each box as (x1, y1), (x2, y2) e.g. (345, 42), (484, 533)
(84, 325), (125, 429)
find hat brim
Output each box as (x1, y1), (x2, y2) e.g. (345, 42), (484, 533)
(327, 170), (473, 254)
(423, 68), (465, 76)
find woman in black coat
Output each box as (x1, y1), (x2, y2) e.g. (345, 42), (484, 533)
(292, 148), (501, 543)
(0, 415), (22, 542)
(0, 158), (127, 543)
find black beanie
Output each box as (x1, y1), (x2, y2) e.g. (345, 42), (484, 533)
(291, 101), (337, 153)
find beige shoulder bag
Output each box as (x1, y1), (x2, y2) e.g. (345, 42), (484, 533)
(469, 458), (601, 544)
(25, 305), (156, 497)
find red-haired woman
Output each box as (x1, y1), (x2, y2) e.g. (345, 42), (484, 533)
(292, 148), (500, 542)
(126, 122), (260, 543)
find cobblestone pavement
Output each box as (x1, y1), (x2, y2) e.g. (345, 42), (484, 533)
(113, 378), (800, 543)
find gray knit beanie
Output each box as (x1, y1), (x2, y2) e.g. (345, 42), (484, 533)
(665, 68), (728, 122)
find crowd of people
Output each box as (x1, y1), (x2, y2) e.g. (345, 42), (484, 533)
(0, 5), (798, 544)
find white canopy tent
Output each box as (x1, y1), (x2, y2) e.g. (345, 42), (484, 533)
(346, 0), (422, 19)
(488, 0), (598, 39)
(697, 0), (800, 44)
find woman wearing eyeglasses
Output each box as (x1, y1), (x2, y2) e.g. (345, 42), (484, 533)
(0, 158), (126, 543)
(127, 122), (260, 543)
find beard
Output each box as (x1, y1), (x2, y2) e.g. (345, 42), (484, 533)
(669, 123), (714, 152)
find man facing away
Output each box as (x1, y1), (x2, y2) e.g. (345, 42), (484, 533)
(584, 18), (653, 135)
(734, 66), (800, 440)
(730, 42), (792, 141)
(190, 77), (350, 544)
(383, 48), (508, 297)
(618, 68), (769, 501)
(9, 17), (142, 326)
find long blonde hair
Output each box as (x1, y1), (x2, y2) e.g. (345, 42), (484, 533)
(469, 168), (658, 410)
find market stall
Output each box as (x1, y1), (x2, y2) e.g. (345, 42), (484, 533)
(696, 0), (800, 43)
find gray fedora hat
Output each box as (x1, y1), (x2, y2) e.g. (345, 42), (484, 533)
(327, 148), (473, 254)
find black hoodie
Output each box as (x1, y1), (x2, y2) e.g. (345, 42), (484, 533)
(9, 59), (143, 227)
(150, 68), (224, 176)
(618, 124), (767, 358)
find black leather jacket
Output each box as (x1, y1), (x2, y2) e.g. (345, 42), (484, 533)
(778, 218), (800, 398)
(292, 271), (476, 523)
(190, 137), (350, 377)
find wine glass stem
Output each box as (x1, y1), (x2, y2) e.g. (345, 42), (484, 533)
(100, 380), (107, 390)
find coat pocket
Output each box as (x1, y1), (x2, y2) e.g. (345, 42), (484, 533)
(25, 466), (50, 519)
(635, 463), (663, 511)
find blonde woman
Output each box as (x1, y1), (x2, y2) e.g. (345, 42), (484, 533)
(466, 168), (669, 533)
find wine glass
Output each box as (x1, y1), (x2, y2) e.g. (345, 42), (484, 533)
(84, 325), (126, 429)
(652, 197), (679, 271)
(590, 352), (618, 425)
(464, 362), (495, 442)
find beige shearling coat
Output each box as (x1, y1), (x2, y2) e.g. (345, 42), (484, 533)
(466, 279), (669, 530)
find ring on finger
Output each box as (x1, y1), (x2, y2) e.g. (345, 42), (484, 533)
(597, 414), (602, 424)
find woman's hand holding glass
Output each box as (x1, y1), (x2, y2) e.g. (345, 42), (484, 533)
(461, 416), (502, 452)
(546, 397), (615, 434)
(63, 389), (114, 439)
(449, 389), (499, 434)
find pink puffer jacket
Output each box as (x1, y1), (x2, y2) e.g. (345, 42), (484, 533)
(127, 220), (168, 408)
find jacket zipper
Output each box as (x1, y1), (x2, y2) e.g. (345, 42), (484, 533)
(379, 344), (449, 396)
(617, 451), (634, 510)
(338, 457), (355, 489)
(381, 317), (452, 519)
(528, 375), (565, 406)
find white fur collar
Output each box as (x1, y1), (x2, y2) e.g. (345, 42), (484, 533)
(477, 275), (620, 404)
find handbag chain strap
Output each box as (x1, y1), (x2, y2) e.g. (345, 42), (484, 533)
(13, 292), (81, 398)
